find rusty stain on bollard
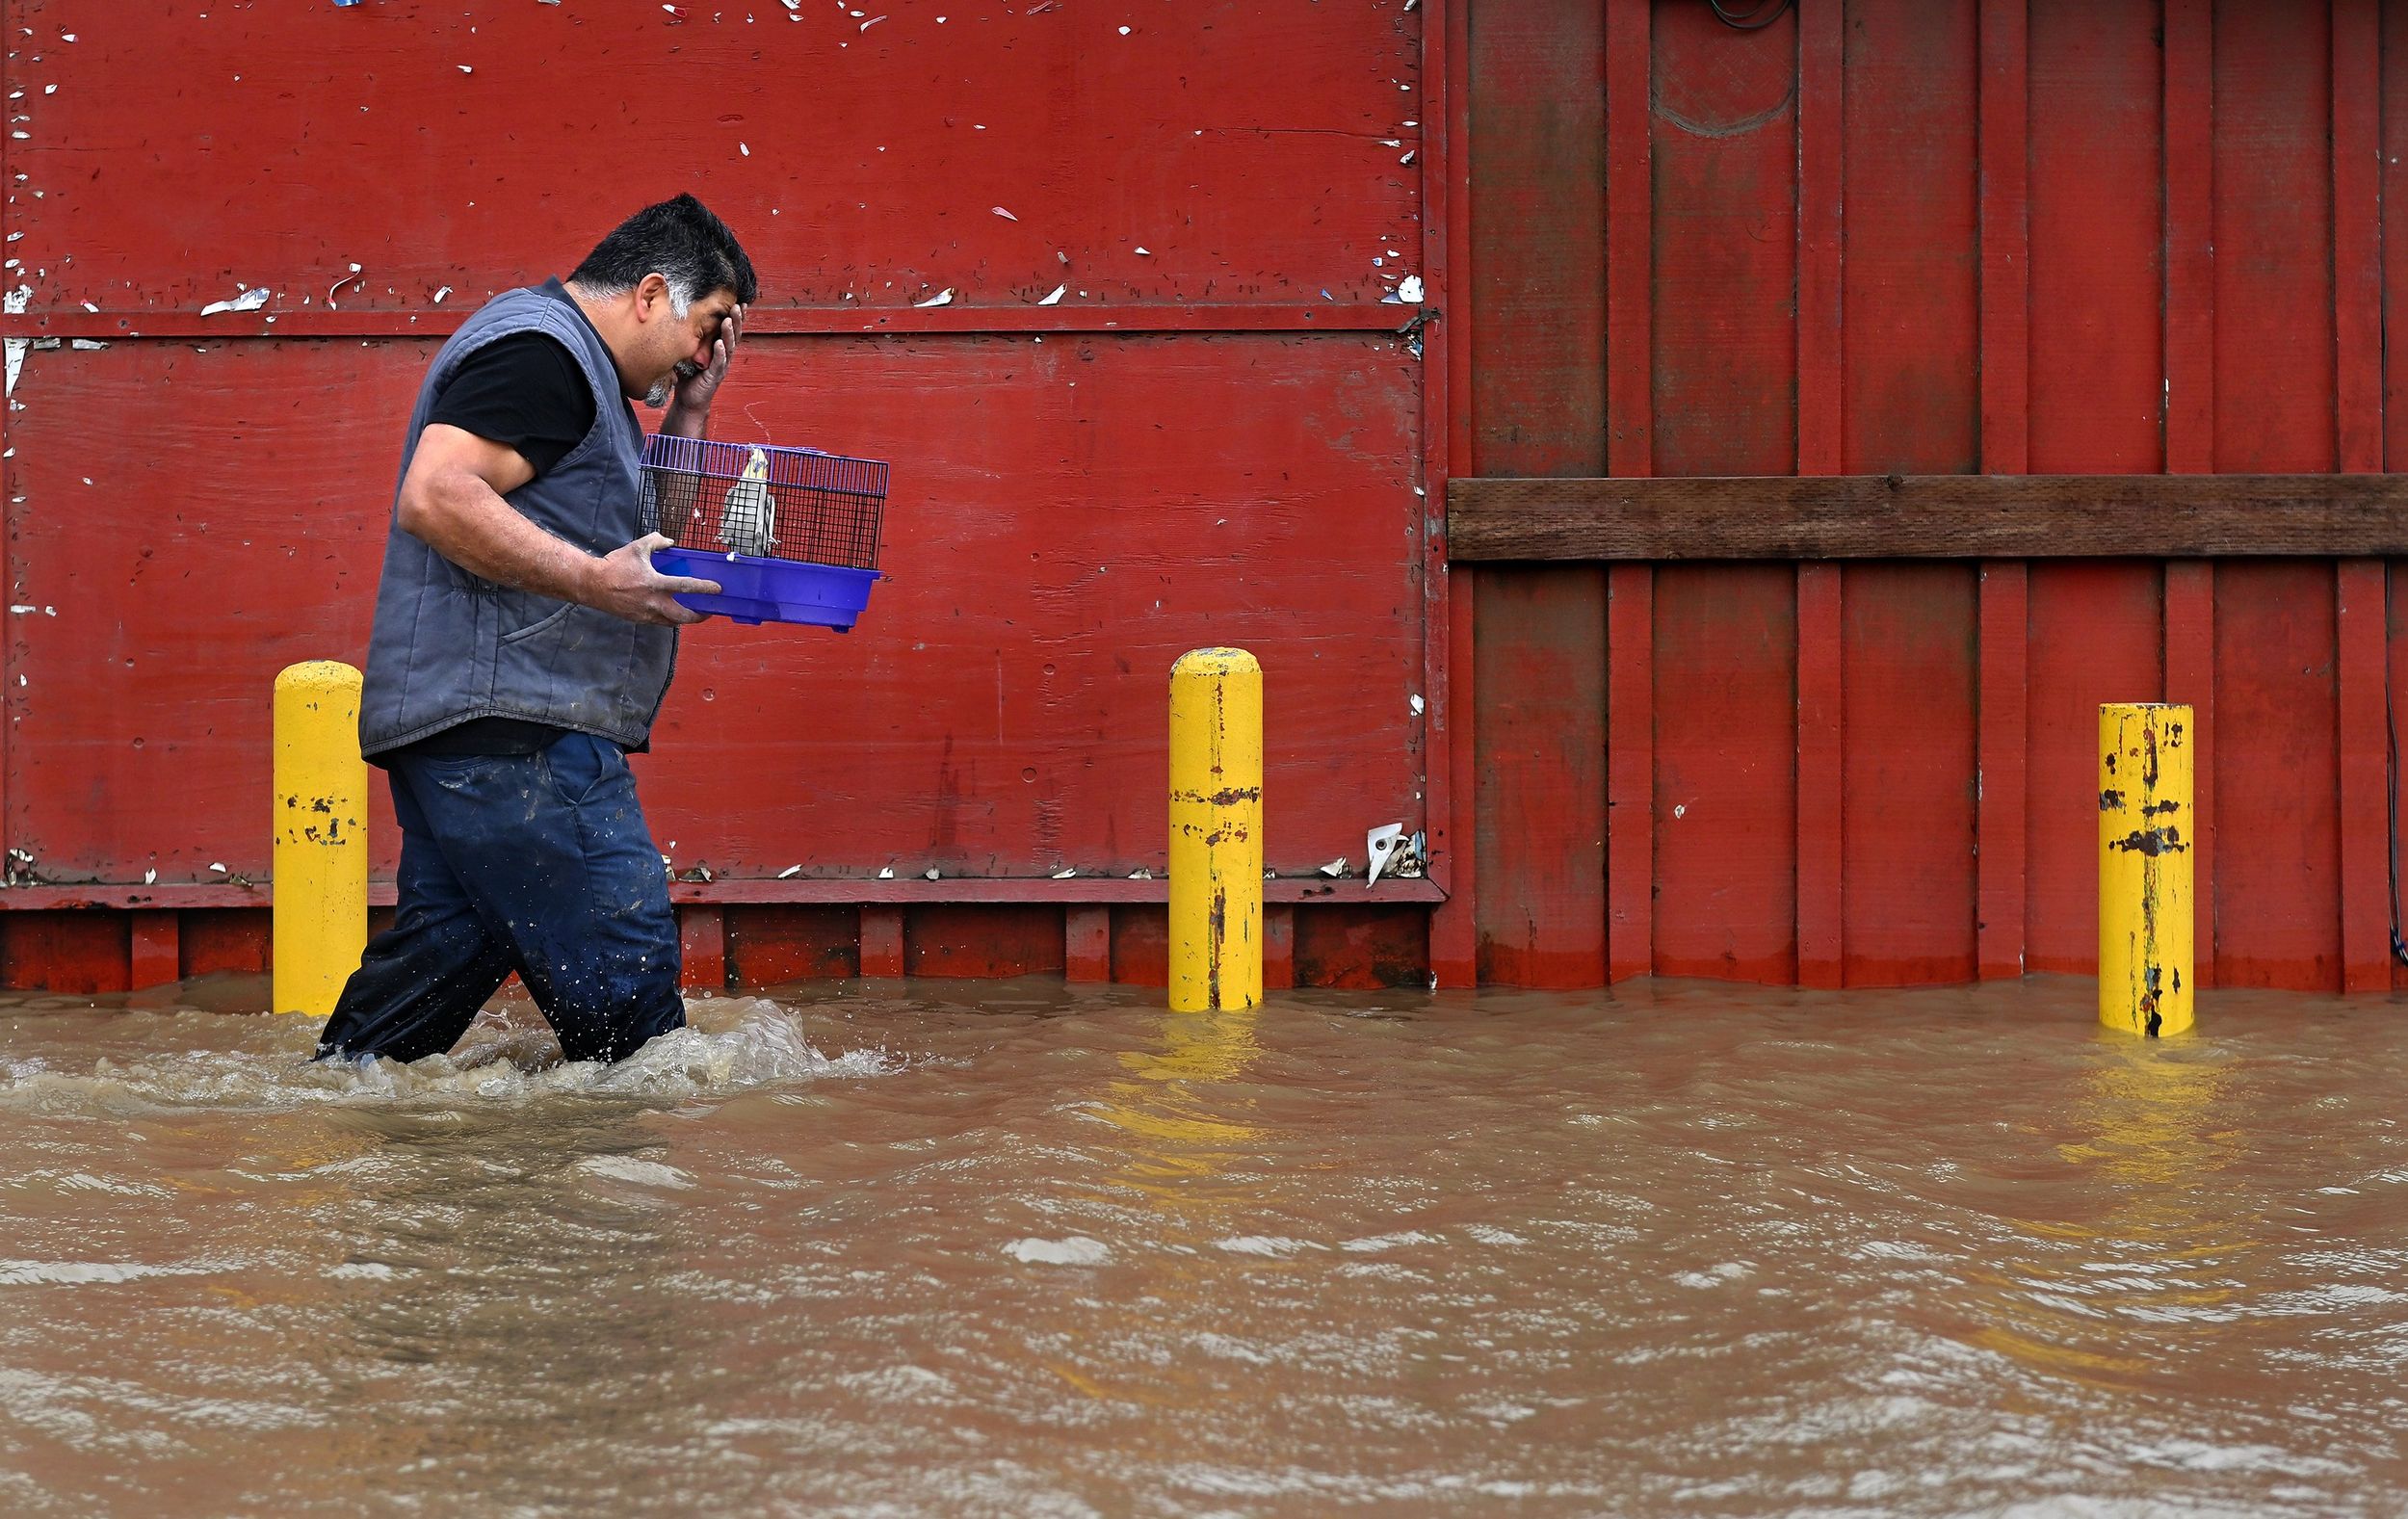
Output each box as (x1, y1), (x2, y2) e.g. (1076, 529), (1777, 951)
(2100, 704), (2195, 1036)
(1169, 649), (1262, 1012)
(274, 661), (368, 1018)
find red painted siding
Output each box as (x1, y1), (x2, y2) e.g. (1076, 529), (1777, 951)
(1, 0), (2398, 998)
(0, 0), (1447, 994)
(1463, 0), (2398, 995)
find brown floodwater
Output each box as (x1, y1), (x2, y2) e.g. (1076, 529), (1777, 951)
(0, 975), (2403, 1517)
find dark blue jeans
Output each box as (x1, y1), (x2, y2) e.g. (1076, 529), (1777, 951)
(316, 732), (686, 1065)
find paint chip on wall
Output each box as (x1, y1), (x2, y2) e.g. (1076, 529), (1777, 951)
(199, 287), (271, 316)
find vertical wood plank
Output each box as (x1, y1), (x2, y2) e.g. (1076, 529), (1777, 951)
(1607, 0), (1653, 479)
(1976, 564), (2029, 979)
(2019, 565), (2164, 974)
(1605, 0), (1653, 982)
(1426, 0), (1478, 989)
(905, 907), (1067, 979)
(724, 906), (858, 986)
(1650, 4), (1800, 982)
(1107, 906), (1168, 986)
(2163, 0), (2216, 984)
(1607, 564), (1654, 982)
(2383, 1), (2408, 990)
(2339, 562), (2391, 988)
(1977, 0), (2029, 981)
(1978, 0), (2031, 476)
(1438, 573), (1478, 985)
(1795, 0), (1845, 987)
(129, 910), (179, 989)
(678, 905), (726, 990)
(1265, 904), (1296, 990)
(1064, 904), (1112, 982)
(2338, 0), (2385, 471)
(1795, 565), (1845, 986)
(2391, 563), (2408, 990)
(2385, 0), (2408, 472)
(2164, 0), (2216, 475)
(1797, 0), (1845, 477)
(2024, 4), (2164, 973)
(2211, 0), (2338, 987)
(1834, 0), (1981, 985)
(2162, 562), (2217, 985)
(1467, 0), (1608, 987)
(2336, 0), (2391, 991)
(858, 905), (906, 979)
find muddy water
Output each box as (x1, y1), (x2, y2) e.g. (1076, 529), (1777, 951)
(1, 977), (2404, 1517)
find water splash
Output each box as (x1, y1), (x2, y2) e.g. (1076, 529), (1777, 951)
(0, 996), (898, 1115)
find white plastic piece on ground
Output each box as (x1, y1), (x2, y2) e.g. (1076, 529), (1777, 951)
(1052, 867), (1077, 878)
(877, 866), (895, 879)
(1318, 857), (1348, 878)
(1037, 284), (1065, 305)
(777, 864), (801, 878)
(913, 288), (954, 308)
(1365, 823), (1405, 886)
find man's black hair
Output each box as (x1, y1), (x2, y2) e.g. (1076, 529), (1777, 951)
(570, 193), (759, 308)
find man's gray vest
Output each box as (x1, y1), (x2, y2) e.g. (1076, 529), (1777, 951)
(357, 283), (675, 759)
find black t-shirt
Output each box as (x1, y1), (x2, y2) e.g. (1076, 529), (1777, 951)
(394, 285), (613, 760)
(426, 330), (596, 479)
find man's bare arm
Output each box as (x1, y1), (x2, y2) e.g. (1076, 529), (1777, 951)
(394, 424), (718, 626)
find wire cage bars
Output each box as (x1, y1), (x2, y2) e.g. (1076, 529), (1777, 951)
(639, 434), (890, 571)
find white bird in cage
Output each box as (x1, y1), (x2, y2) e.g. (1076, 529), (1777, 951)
(718, 447), (778, 558)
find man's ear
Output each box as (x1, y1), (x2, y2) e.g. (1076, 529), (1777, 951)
(634, 272), (672, 323)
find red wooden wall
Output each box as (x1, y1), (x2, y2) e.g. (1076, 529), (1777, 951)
(1464, 0), (2404, 993)
(0, 0), (1449, 991)
(2, 0), (2398, 999)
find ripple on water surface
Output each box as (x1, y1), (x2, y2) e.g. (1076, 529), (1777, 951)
(0, 977), (2404, 1517)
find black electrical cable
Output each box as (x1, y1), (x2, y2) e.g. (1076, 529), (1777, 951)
(2391, 682), (2408, 964)
(1709, 0), (1795, 30)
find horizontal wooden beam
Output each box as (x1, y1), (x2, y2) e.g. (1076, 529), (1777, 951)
(1448, 474), (2408, 560)
(0, 875), (1445, 912)
(0, 302), (1421, 343)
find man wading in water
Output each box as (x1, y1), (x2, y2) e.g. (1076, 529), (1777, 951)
(316, 195), (754, 1066)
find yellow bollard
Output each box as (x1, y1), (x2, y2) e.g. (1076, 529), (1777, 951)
(273, 661), (368, 1017)
(1168, 648), (1263, 1012)
(2099, 702), (2194, 1036)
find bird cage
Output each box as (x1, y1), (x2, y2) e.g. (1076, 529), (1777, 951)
(639, 434), (891, 629)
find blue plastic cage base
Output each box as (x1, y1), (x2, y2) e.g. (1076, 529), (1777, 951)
(652, 548), (881, 630)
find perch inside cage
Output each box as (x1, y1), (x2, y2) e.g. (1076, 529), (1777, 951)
(639, 433), (891, 629)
